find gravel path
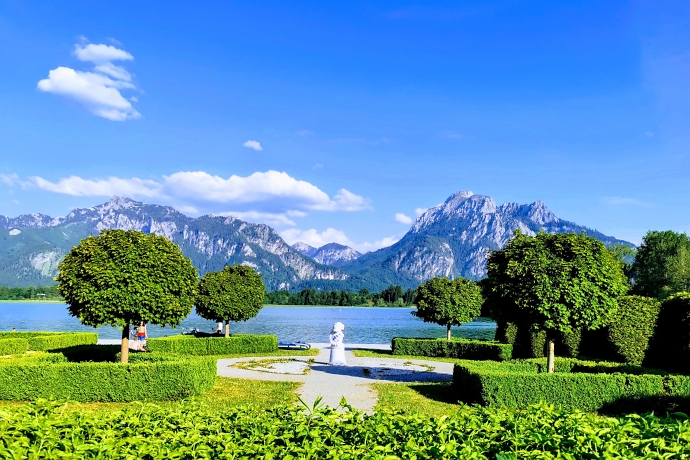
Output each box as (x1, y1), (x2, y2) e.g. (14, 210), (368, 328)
(216, 344), (454, 412)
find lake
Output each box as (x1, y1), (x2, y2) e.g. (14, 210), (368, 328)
(0, 303), (496, 343)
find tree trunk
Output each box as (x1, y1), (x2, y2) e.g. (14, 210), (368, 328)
(225, 321), (230, 338)
(546, 339), (555, 373)
(447, 324), (452, 340)
(121, 324), (130, 364)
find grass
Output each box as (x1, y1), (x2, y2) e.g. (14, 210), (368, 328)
(223, 348), (320, 358)
(0, 377), (301, 415)
(373, 381), (463, 418)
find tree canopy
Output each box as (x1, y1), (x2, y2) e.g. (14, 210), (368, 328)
(412, 277), (483, 339)
(632, 230), (690, 300)
(56, 229), (198, 362)
(196, 265), (265, 336)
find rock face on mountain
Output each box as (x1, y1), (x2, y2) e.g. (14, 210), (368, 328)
(342, 191), (633, 288)
(292, 242), (362, 267)
(0, 197), (347, 289)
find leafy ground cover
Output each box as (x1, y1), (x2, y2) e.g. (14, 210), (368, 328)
(1, 400), (689, 458)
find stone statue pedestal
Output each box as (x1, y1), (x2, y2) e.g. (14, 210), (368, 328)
(329, 346), (347, 366)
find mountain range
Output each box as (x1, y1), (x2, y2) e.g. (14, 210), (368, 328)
(0, 191), (633, 290)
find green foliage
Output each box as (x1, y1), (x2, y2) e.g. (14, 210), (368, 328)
(56, 229), (198, 329)
(2, 401), (690, 457)
(632, 230), (690, 300)
(413, 277), (483, 337)
(0, 352), (215, 402)
(0, 332), (97, 351)
(453, 359), (690, 413)
(485, 231), (628, 337)
(645, 292), (690, 373)
(196, 265), (265, 324)
(392, 337), (512, 361)
(0, 339), (29, 356)
(147, 334), (278, 355)
(580, 295), (661, 365)
(0, 285), (62, 300)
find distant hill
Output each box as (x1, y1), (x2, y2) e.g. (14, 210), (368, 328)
(339, 191), (634, 289)
(292, 242), (362, 267)
(0, 197), (346, 289)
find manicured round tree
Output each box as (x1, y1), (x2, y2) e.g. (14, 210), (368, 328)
(484, 231), (628, 372)
(196, 265), (265, 337)
(56, 229), (198, 363)
(412, 277), (483, 340)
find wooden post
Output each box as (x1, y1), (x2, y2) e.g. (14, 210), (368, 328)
(225, 321), (230, 338)
(546, 339), (555, 373)
(121, 324), (129, 363)
(447, 324), (452, 340)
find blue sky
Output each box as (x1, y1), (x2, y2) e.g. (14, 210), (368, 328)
(1, 1), (688, 251)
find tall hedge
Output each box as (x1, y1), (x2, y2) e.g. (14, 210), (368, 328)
(645, 292), (690, 372)
(147, 334), (278, 355)
(495, 322), (580, 359)
(391, 337), (512, 361)
(0, 338), (29, 356)
(0, 355), (215, 402)
(453, 359), (690, 413)
(0, 332), (97, 351)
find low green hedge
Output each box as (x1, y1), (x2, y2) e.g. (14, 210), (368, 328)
(0, 332), (98, 351)
(453, 358), (690, 413)
(147, 334), (278, 355)
(0, 338), (29, 356)
(392, 337), (512, 361)
(0, 353), (215, 402)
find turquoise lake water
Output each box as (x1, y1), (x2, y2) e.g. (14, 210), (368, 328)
(0, 303), (496, 343)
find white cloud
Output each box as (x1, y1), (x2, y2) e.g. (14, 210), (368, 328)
(395, 213), (413, 224)
(26, 170), (369, 224)
(37, 43), (139, 121)
(602, 197), (651, 207)
(29, 175), (160, 197)
(243, 140), (263, 151)
(415, 207), (428, 216)
(0, 173), (19, 187)
(280, 228), (400, 253)
(73, 44), (133, 63)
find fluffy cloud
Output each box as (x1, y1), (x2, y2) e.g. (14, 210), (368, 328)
(394, 213), (413, 225)
(27, 170), (369, 225)
(37, 42), (140, 121)
(0, 173), (19, 187)
(280, 228), (400, 253)
(415, 207), (428, 216)
(602, 197), (651, 207)
(73, 44), (133, 63)
(243, 140), (263, 151)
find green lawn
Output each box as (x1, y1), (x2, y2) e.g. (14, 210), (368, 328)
(373, 381), (463, 418)
(352, 348), (465, 364)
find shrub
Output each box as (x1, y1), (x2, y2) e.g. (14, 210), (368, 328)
(0, 332), (98, 351)
(0, 338), (29, 356)
(453, 359), (690, 413)
(580, 295), (661, 365)
(496, 324), (580, 359)
(0, 353), (215, 402)
(391, 337), (512, 361)
(645, 292), (690, 373)
(147, 334), (278, 355)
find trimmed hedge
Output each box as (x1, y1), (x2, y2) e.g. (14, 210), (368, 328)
(494, 322), (580, 359)
(147, 334), (278, 355)
(391, 337), (512, 361)
(645, 292), (690, 373)
(0, 338), (29, 356)
(0, 353), (215, 402)
(453, 358), (690, 413)
(0, 332), (98, 351)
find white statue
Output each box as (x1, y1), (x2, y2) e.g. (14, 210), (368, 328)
(329, 322), (347, 365)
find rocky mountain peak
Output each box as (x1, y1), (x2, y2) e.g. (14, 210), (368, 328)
(292, 242), (317, 257)
(99, 196), (140, 212)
